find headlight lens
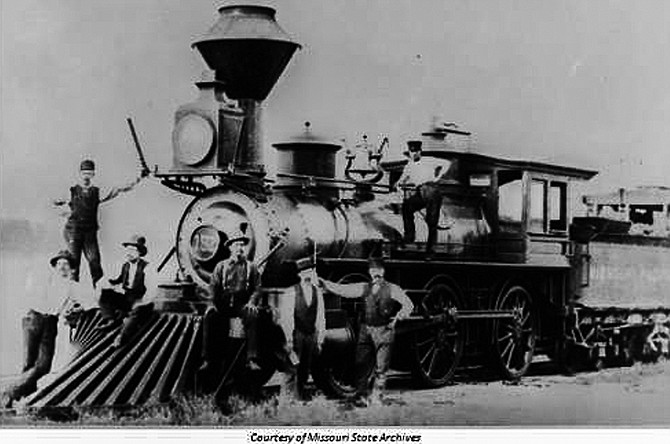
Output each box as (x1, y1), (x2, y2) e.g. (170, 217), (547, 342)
(627, 313), (644, 325)
(174, 114), (215, 166)
(190, 225), (221, 262)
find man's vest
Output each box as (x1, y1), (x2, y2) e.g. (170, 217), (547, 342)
(111, 259), (147, 302)
(217, 259), (256, 313)
(363, 281), (401, 326)
(294, 284), (318, 335)
(67, 185), (100, 230)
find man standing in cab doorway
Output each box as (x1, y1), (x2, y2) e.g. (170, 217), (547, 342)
(276, 257), (326, 401)
(397, 140), (444, 254)
(320, 257), (413, 406)
(53, 159), (148, 288)
(200, 223), (262, 384)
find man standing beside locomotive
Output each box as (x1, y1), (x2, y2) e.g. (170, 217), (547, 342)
(319, 257), (413, 406)
(276, 257), (326, 401)
(397, 140), (444, 254)
(53, 159), (149, 288)
(200, 225), (263, 381)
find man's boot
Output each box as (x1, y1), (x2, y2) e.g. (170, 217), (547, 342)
(22, 312), (43, 372)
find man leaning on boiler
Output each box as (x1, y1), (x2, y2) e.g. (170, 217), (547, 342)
(319, 257), (413, 406)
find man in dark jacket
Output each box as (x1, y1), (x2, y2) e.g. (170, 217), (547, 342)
(53, 159), (147, 287)
(99, 235), (149, 326)
(320, 257), (413, 406)
(199, 226), (262, 382)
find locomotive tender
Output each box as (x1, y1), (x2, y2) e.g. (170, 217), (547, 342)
(26, 4), (670, 409)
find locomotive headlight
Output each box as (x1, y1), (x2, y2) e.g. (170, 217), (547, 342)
(626, 313), (644, 325)
(173, 113), (215, 166)
(190, 225), (222, 263)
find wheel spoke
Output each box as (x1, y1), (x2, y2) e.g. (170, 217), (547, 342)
(427, 346), (439, 376)
(500, 337), (514, 360)
(583, 329), (594, 342)
(420, 343), (437, 366)
(506, 342), (517, 368)
(497, 332), (514, 343)
(416, 336), (434, 348)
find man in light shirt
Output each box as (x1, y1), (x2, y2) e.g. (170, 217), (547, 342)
(319, 257), (413, 406)
(276, 257), (326, 401)
(3, 250), (94, 406)
(397, 140), (444, 254)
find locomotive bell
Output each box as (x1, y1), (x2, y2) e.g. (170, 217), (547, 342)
(192, 5), (301, 101)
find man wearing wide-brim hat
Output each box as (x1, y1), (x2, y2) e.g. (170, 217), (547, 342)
(199, 224), (262, 386)
(275, 256), (326, 401)
(97, 235), (150, 326)
(52, 158), (149, 287)
(108, 235), (149, 304)
(3, 250), (95, 406)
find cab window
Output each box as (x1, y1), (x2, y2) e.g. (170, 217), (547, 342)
(498, 170), (523, 225)
(529, 179), (547, 232)
(549, 182), (567, 231)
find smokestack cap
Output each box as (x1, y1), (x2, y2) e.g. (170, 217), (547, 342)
(193, 5), (301, 101)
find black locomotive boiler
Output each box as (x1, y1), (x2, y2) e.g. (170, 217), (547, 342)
(24, 4), (669, 409)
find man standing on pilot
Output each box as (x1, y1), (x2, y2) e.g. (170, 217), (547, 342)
(53, 159), (148, 288)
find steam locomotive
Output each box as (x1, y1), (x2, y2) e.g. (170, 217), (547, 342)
(25, 4), (670, 409)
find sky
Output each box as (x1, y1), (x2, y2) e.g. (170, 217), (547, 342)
(1, 0), (670, 223)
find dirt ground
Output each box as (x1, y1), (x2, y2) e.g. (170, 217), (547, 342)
(375, 359), (670, 426)
(1, 358), (669, 427)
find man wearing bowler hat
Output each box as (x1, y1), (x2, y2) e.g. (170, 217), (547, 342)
(200, 223), (262, 380)
(397, 140), (444, 254)
(319, 257), (413, 406)
(53, 159), (148, 287)
(276, 257), (326, 401)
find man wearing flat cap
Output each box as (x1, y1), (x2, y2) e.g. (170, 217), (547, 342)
(320, 257), (413, 406)
(276, 257), (326, 401)
(53, 159), (148, 287)
(397, 140), (444, 254)
(200, 223), (262, 379)
(3, 250), (95, 406)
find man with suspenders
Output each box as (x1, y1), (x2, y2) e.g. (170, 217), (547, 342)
(199, 226), (262, 379)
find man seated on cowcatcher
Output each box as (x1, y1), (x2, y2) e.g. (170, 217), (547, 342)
(198, 223), (263, 392)
(98, 235), (150, 330)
